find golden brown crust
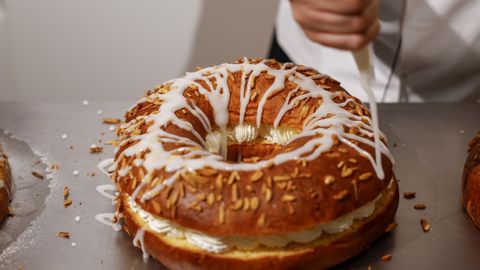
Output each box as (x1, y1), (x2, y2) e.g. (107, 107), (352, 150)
(114, 59), (394, 236)
(121, 180), (398, 270)
(0, 144), (12, 222)
(463, 132), (480, 228)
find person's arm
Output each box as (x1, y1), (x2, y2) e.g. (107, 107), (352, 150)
(290, 0), (380, 50)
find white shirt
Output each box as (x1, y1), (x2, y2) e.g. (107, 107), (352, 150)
(276, 0), (480, 102)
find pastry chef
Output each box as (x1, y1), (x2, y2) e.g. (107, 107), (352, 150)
(271, 0), (480, 103)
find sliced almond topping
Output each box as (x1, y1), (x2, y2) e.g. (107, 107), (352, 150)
(341, 166), (355, 178)
(298, 173), (312, 178)
(282, 194), (296, 202)
(231, 183), (239, 201)
(207, 193), (215, 205)
(421, 218), (430, 232)
(251, 170), (264, 182)
(230, 199), (243, 210)
(243, 198), (250, 211)
(199, 168), (218, 177)
(273, 175), (290, 182)
(228, 171), (240, 185)
(250, 197), (260, 210)
(333, 190), (349, 200)
(218, 204), (225, 224)
(215, 174), (223, 190)
(324, 175), (335, 186)
(359, 172), (372, 181)
(257, 213), (266, 227)
(188, 174), (210, 185)
(301, 159), (308, 167)
(337, 161), (345, 169)
(264, 188), (273, 202)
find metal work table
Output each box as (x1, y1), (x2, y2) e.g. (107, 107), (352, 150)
(0, 101), (479, 269)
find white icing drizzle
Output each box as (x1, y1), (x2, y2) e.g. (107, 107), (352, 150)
(127, 177), (392, 253)
(95, 213), (122, 232)
(97, 158), (115, 176)
(115, 59), (393, 202)
(353, 47), (384, 179)
(133, 228), (149, 261)
(95, 184), (117, 204)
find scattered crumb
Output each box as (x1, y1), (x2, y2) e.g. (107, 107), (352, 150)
(87, 172), (96, 177)
(102, 118), (121, 124)
(49, 163), (60, 171)
(63, 186), (70, 199)
(82, 100), (89, 106)
(393, 142), (398, 147)
(97, 110), (103, 115)
(57, 231), (70, 239)
(71, 242), (77, 247)
(403, 192), (416, 199)
(414, 203), (426, 210)
(64, 199), (73, 208)
(385, 222), (398, 233)
(73, 170), (80, 176)
(75, 216), (81, 222)
(381, 254), (392, 262)
(89, 144), (103, 153)
(61, 134), (67, 139)
(421, 218), (430, 232)
(69, 145), (74, 149)
(109, 125), (116, 132)
(460, 129), (465, 134)
(33, 160), (42, 165)
(31, 171), (44, 180)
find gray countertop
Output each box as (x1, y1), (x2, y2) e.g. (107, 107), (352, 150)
(0, 101), (479, 270)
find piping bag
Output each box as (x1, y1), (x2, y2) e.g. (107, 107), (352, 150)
(352, 46), (385, 179)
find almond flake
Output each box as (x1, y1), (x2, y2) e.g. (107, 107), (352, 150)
(324, 175), (335, 186)
(359, 172), (372, 181)
(251, 170), (263, 182)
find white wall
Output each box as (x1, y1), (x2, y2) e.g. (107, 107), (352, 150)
(0, 0), (277, 102)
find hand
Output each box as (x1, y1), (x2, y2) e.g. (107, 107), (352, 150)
(290, 0), (380, 51)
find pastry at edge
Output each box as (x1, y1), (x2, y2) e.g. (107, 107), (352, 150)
(0, 144), (12, 221)
(463, 132), (480, 228)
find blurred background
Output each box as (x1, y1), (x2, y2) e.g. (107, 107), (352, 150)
(0, 0), (278, 102)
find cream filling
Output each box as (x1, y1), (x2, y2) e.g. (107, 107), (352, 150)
(205, 124), (298, 154)
(128, 178), (391, 254)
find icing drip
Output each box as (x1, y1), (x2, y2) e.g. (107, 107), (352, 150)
(133, 229), (150, 260)
(127, 178), (391, 253)
(115, 59), (393, 202)
(97, 158), (115, 176)
(95, 184), (117, 204)
(95, 213), (122, 232)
